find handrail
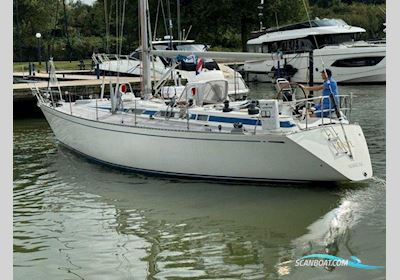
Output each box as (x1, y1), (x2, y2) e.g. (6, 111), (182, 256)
(292, 95), (352, 117)
(153, 64), (180, 96)
(285, 94), (353, 132)
(28, 81), (45, 104)
(293, 94), (350, 106)
(284, 93), (353, 157)
(93, 53), (139, 63)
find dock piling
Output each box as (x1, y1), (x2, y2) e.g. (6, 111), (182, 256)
(96, 63), (100, 79)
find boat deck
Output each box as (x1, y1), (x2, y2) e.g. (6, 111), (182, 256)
(55, 100), (239, 134)
(51, 99), (335, 135)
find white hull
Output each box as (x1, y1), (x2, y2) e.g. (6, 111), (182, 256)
(244, 46), (386, 83)
(41, 104), (372, 182)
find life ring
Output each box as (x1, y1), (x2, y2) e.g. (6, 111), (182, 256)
(119, 83), (127, 93)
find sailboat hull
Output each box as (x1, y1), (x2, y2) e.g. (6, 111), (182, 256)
(40, 104), (372, 183)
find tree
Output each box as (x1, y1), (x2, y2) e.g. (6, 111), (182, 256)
(13, 0), (386, 61)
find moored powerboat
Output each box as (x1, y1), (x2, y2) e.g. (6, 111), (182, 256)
(244, 18), (386, 83)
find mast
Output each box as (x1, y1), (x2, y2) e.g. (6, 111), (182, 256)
(140, 0), (152, 99)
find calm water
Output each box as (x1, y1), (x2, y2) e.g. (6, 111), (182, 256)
(13, 84), (386, 279)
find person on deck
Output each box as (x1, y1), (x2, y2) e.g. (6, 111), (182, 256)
(298, 69), (339, 117)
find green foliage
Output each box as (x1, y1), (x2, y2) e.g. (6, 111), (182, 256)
(311, 2), (386, 39)
(13, 59), (93, 72)
(13, 0), (386, 62)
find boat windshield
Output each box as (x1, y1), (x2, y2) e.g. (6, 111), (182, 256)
(176, 44), (208, 52)
(154, 45), (169, 50)
(265, 18), (350, 33)
(315, 18), (348, 27)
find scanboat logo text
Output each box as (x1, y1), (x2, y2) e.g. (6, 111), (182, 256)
(295, 254), (384, 270)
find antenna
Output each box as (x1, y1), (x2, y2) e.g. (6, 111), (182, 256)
(258, 0), (264, 31)
(166, 0), (173, 50)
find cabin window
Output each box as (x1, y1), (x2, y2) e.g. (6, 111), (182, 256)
(297, 39), (314, 51)
(248, 44), (262, 53)
(130, 109), (144, 114)
(315, 34), (357, 47)
(157, 111), (175, 118)
(157, 111), (165, 117)
(204, 61), (219, 71)
(331, 56), (385, 67)
(197, 114), (209, 121)
(281, 41), (289, 52)
(269, 42), (279, 53)
(154, 45), (169, 50)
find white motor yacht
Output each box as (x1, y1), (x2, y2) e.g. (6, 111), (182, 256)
(244, 18), (386, 83)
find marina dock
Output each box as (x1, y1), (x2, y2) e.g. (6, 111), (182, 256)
(14, 75), (142, 98)
(13, 72), (142, 117)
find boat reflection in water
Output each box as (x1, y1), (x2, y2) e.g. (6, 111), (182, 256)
(276, 178), (385, 278)
(44, 147), (346, 279)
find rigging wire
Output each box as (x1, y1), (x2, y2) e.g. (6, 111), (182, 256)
(115, 0), (119, 55)
(108, 0), (113, 51)
(138, 0), (144, 95)
(300, 0), (352, 156)
(118, 0), (127, 57)
(145, 0), (157, 88)
(152, 0), (169, 40)
(153, 0), (161, 40)
(301, 0), (325, 71)
(62, 0), (72, 61)
(104, 0), (110, 53)
(115, 0), (127, 86)
(160, 0), (168, 36)
(166, 0), (173, 48)
(274, 12), (279, 30)
(47, 0), (61, 60)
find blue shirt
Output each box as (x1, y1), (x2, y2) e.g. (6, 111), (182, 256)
(322, 77), (339, 108)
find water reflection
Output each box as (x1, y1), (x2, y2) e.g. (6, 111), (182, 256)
(279, 177), (385, 279)
(14, 145), (344, 279)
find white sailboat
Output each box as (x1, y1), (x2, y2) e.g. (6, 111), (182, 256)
(94, 40), (249, 100)
(94, 0), (249, 99)
(32, 0), (373, 183)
